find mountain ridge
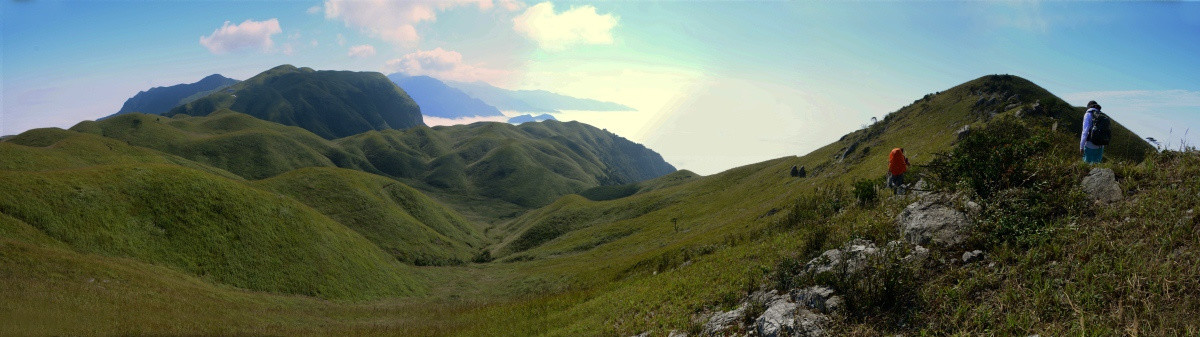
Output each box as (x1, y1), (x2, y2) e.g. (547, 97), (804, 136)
(388, 74), (504, 119)
(168, 65), (425, 139)
(107, 74), (238, 119)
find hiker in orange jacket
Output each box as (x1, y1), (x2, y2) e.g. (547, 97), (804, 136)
(887, 148), (910, 194)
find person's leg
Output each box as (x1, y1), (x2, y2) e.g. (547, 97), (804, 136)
(1084, 147), (1103, 163)
(895, 173), (905, 195)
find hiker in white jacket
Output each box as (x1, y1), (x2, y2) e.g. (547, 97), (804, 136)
(1080, 100), (1104, 163)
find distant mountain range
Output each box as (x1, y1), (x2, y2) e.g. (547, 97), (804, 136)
(169, 65), (424, 139)
(387, 74), (503, 119)
(446, 80), (633, 112)
(106, 74), (238, 119)
(508, 114), (557, 124)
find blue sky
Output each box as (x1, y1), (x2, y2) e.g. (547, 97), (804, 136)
(3, 1), (1199, 174)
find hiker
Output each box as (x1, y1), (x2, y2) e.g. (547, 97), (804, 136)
(887, 148), (910, 194)
(1081, 100), (1110, 163)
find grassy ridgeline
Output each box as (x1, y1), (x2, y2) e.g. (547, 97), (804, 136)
(71, 110), (376, 180)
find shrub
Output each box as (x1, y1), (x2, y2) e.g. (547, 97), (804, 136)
(925, 116), (1050, 199)
(852, 178), (880, 206)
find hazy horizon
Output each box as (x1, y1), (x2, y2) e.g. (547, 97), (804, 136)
(3, 1), (1198, 174)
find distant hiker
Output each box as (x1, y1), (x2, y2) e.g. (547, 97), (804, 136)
(790, 165), (808, 178)
(887, 148), (910, 194)
(1081, 100), (1111, 163)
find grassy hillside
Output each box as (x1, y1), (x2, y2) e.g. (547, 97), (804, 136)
(71, 108), (676, 216)
(168, 65), (424, 139)
(0, 132), (422, 300)
(256, 167), (486, 266)
(339, 120), (677, 208)
(3, 74), (1176, 335)
(72, 110), (374, 179)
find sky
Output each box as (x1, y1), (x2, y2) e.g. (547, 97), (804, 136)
(3, 1), (1199, 175)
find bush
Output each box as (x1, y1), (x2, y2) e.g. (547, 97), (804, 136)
(781, 186), (847, 229)
(852, 178), (880, 206)
(925, 117), (1050, 199)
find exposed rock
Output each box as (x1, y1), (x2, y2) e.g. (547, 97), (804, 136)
(839, 142), (860, 162)
(805, 239), (879, 276)
(632, 332), (650, 337)
(790, 286), (842, 314)
(1004, 103), (1019, 111)
(1082, 168), (1123, 204)
(962, 250), (985, 263)
(896, 193), (980, 247)
(668, 331), (688, 337)
(955, 125), (971, 142)
(702, 304), (746, 336)
(754, 300), (828, 337)
(749, 289), (784, 307)
(888, 240), (930, 264)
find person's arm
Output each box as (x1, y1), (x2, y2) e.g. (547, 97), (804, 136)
(1080, 110), (1094, 152)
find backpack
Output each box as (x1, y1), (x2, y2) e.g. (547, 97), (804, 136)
(1088, 111), (1112, 146)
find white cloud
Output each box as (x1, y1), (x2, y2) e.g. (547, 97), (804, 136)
(348, 44), (377, 58)
(199, 19), (283, 55)
(385, 48), (510, 84)
(513, 2), (616, 50)
(307, 5), (322, 15)
(323, 0), (510, 45)
(423, 115), (511, 126)
(336, 33), (346, 46)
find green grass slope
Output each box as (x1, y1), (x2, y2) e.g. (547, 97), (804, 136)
(0, 132), (422, 300)
(255, 167), (485, 266)
(168, 64), (424, 139)
(449, 74), (1158, 335)
(71, 110), (375, 179)
(338, 120), (677, 208)
(1, 127), (240, 179)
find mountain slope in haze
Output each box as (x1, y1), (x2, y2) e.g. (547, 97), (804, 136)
(107, 74), (238, 118)
(168, 65), (424, 139)
(0, 130), (422, 300)
(388, 74), (504, 118)
(446, 80), (633, 112)
(338, 119), (677, 207)
(508, 114), (556, 124)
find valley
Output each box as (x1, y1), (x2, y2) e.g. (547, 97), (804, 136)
(3, 69), (1195, 336)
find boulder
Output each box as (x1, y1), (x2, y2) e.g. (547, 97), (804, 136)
(702, 304), (746, 336)
(804, 239), (879, 276)
(632, 332), (650, 337)
(955, 125), (971, 142)
(1082, 168), (1123, 204)
(754, 300), (828, 337)
(668, 331), (688, 337)
(896, 193), (980, 247)
(790, 286), (842, 314)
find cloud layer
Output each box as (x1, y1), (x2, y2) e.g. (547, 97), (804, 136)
(513, 2), (617, 50)
(323, 0), (518, 45)
(199, 19), (282, 54)
(386, 48), (509, 83)
(348, 44), (376, 58)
